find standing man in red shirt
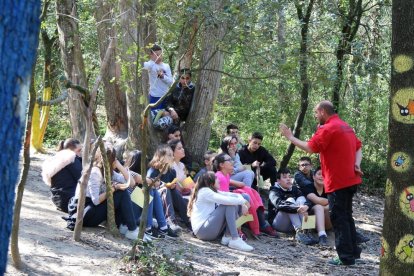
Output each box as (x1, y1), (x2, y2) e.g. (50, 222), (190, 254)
(279, 100), (363, 266)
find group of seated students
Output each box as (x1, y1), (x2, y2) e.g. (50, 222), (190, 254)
(42, 124), (368, 252)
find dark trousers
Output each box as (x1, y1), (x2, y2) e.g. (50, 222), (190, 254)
(252, 166), (277, 189)
(83, 190), (137, 231)
(328, 185), (361, 265)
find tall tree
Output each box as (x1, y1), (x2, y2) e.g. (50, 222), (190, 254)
(380, 0), (414, 274)
(95, 0), (128, 141)
(331, 0), (364, 112)
(279, 0), (315, 169)
(184, 0), (229, 163)
(0, 1), (41, 273)
(56, 0), (88, 141)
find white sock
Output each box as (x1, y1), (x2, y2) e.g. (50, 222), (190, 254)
(318, 231), (327, 237)
(160, 226), (168, 230)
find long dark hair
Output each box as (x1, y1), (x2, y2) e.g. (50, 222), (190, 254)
(124, 150), (143, 174)
(94, 144), (117, 177)
(187, 171), (217, 217)
(212, 153), (228, 172)
(220, 135), (238, 154)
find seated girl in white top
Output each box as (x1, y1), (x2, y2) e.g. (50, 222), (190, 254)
(187, 171), (254, 252)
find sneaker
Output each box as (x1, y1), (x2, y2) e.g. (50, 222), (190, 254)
(328, 256), (355, 266)
(318, 235), (329, 247)
(295, 230), (318, 245)
(260, 226), (280, 238)
(159, 226), (178, 238)
(221, 235), (231, 246)
(167, 218), (182, 232)
(145, 227), (165, 239)
(228, 237), (254, 252)
(119, 224), (128, 235)
(125, 228), (139, 240)
(356, 232), (370, 244)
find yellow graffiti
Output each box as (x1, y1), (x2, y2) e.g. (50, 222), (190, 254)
(391, 152), (411, 173)
(399, 186), (414, 220)
(385, 179), (393, 196)
(394, 55), (413, 73)
(381, 237), (389, 260)
(396, 234), (414, 263)
(392, 88), (414, 124)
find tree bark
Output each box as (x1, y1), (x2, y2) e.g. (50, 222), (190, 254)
(0, 1), (40, 273)
(279, 0), (314, 170)
(174, 17), (199, 73)
(56, 0), (88, 141)
(184, 0), (228, 164)
(331, 0), (364, 112)
(95, 0), (128, 140)
(380, 1), (414, 274)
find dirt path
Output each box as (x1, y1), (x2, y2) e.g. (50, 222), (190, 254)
(6, 152), (382, 275)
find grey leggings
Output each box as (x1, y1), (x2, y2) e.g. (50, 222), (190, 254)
(272, 211), (303, 232)
(196, 205), (240, 240)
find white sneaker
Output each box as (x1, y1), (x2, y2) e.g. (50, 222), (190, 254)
(221, 235), (231, 246)
(152, 218), (159, 229)
(228, 237), (254, 252)
(143, 233), (153, 243)
(119, 224), (128, 235)
(125, 228), (139, 240)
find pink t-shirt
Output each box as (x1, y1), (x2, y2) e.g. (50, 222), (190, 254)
(215, 171), (230, 192)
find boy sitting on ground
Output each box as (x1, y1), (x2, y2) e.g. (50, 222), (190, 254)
(268, 168), (317, 245)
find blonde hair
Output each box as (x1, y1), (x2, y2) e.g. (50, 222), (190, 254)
(148, 144), (173, 173)
(187, 171), (217, 217)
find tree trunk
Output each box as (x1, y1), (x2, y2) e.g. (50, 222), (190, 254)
(56, 0), (88, 141)
(0, 1), (40, 273)
(277, 4), (289, 114)
(279, 0), (314, 170)
(11, 68), (37, 269)
(95, 0), (128, 141)
(380, 1), (414, 274)
(331, 0), (363, 112)
(118, 0), (156, 151)
(174, 17), (199, 73)
(184, 0), (228, 164)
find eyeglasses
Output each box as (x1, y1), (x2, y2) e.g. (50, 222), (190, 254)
(299, 163), (311, 167)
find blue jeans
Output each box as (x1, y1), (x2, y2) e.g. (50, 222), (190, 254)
(132, 188), (167, 229)
(328, 185), (360, 265)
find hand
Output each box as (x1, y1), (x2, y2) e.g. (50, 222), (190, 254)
(355, 164), (364, 176)
(244, 200), (250, 209)
(302, 212), (309, 222)
(241, 204), (249, 215)
(279, 123), (293, 140)
(297, 205), (309, 214)
(157, 69), (164, 79)
(170, 109), (179, 120)
(228, 147), (236, 157)
(252, 161), (260, 168)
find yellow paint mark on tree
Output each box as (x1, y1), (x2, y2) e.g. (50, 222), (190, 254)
(399, 186), (414, 220)
(381, 237), (389, 260)
(385, 179), (393, 196)
(391, 152), (411, 173)
(392, 88), (414, 124)
(394, 55), (413, 73)
(395, 234), (414, 263)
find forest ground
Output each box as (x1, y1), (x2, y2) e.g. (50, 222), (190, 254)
(5, 152), (382, 276)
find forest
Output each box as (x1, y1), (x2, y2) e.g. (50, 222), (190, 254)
(6, 0), (414, 275)
(32, 0), (389, 190)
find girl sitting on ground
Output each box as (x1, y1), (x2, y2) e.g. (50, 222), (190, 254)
(124, 150), (177, 239)
(147, 144), (191, 231)
(188, 171), (254, 252)
(168, 139), (193, 196)
(220, 135), (255, 187)
(42, 138), (82, 213)
(73, 144), (138, 240)
(213, 153), (278, 238)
